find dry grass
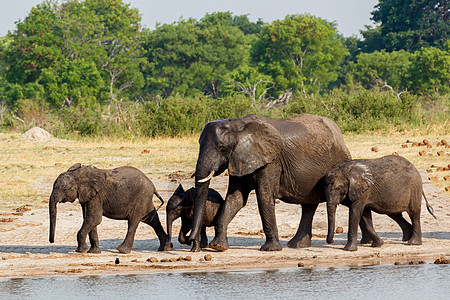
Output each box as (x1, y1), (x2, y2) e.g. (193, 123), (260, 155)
(0, 130), (448, 210)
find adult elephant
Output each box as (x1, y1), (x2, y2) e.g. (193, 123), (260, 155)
(189, 114), (352, 251)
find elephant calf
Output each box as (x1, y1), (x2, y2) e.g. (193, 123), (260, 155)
(49, 163), (169, 253)
(164, 184), (224, 252)
(325, 155), (436, 251)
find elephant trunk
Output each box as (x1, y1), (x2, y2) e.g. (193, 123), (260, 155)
(49, 193), (58, 243)
(165, 212), (176, 249)
(189, 179), (210, 242)
(326, 199), (338, 244)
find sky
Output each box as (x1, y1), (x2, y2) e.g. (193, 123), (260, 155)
(0, 0), (378, 37)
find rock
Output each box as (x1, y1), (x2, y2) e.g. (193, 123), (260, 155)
(437, 151), (444, 157)
(419, 151), (426, 156)
(160, 258), (170, 262)
(412, 142), (419, 147)
(441, 139), (448, 145)
(401, 144), (408, 148)
(22, 127), (53, 142)
(147, 257), (158, 263)
(423, 139), (429, 145)
(184, 256), (192, 261)
(445, 186), (450, 192)
(298, 262), (305, 267)
(204, 254), (212, 261)
(371, 146), (379, 152)
(169, 257), (177, 262)
(115, 258), (120, 265)
(336, 227), (344, 234)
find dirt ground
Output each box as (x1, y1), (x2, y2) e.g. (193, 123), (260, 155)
(0, 169), (449, 278)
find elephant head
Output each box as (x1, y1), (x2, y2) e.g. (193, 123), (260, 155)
(325, 162), (374, 244)
(190, 115), (282, 241)
(49, 163), (103, 243)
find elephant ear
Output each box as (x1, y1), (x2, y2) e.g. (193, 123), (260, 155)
(229, 119), (282, 177)
(348, 163), (374, 202)
(67, 163), (82, 172)
(78, 170), (104, 203)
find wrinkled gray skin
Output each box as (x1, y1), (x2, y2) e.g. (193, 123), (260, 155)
(325, 155), (436, 251)
(49, 163), (169, 253)
(164, 184), (224, 252)
(190, 114), (355, 251)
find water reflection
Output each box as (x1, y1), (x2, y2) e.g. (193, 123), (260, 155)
(0, 264), (448, 299)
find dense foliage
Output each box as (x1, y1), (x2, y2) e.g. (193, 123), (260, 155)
(0, 0), (448, 137)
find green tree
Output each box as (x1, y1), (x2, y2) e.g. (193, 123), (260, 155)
(143, 12), (250, 98)
(407, 44), (450, 94)
(345, 50), (412, 90)
(371, 0), (449, 51)
(3, 0), (144, 107)
(251, 14), (348, 95)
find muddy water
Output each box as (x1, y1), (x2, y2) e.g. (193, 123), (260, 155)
(1, 264), (448, 299)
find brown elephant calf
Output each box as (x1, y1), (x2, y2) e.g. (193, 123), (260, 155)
(49, 163), (169, 253)
(325, 155), (436, 251)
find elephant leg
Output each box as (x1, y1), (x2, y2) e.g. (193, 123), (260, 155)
(209, 176), (251, 251)
(288, 203), (318, 248)
(200, 226), (208, 248)
(178, 217), (192, 245)
(359, 208), (384, 247)
(406, 208), (422, 245)
(388, 213), (413, 241)
(254, 170), (282, 251)
(77, 202), (102, 253)
(87, 227), (101, 253)
(116, 218), (140, 254)
(143, 210), (169, 251)
(345, 202), (365, 251)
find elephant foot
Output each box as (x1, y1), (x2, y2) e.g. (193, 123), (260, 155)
(260, 240), (282, 251)
(287, 236), (311, 248)
(359, 236), (373, 245)
(161, 243), (173, 251)
(200, 243), (208, 248)
(76, 244), (89, 253)
(343, 243), (358, 251)
(116, 245), (131, 254)
(88, 247), (101, 253)
(407, 237), (422, 245)
(370, 239), (384, 248)
(190, 246), (201, 252)
(402, 229), (413, 242)
(209, 237), (229, 252)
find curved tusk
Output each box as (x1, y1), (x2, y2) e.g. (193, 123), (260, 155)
(197, 171), (215, 183)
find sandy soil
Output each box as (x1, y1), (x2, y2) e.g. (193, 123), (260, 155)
(0, 169), (449, 279)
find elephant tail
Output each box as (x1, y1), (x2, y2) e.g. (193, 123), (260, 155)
(422, 191), (437, 219)
(154, 190), (165, 210)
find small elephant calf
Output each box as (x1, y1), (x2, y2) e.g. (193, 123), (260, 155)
(325, 155), (436, 251)
(49, 163), (169, 253)
(163, 184), (224, 252)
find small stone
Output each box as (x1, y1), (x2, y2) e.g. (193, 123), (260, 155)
(199, 258), (205, 262)
(204, 254), (212, 261)
(185, 256), (192, 261)
(161, 258), (170, 262)
(298, 262), (305, 267)
(335, 227), (344, 234)
(147, 257), (159, 263)
(131, 259), (138, 263)
(115, 258), (120, 265)
(423, 139), (429, 145)
(371, 146), (379, 152)
(418, 260), (425, 264)
(394, 261), (402, 265)
(169, 257), (177, 262)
